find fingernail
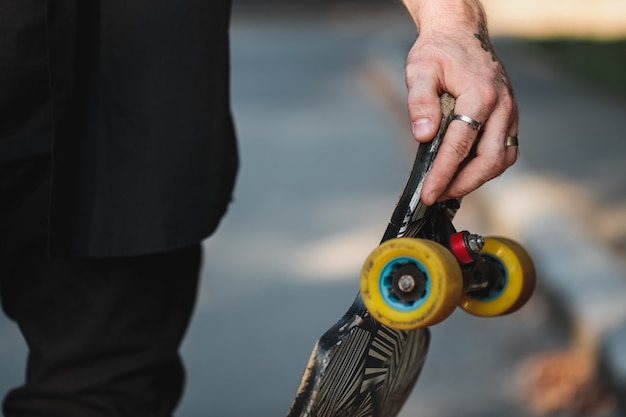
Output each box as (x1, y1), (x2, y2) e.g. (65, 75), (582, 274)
(412, 118), (433, 141)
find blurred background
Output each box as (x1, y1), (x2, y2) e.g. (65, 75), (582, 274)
(1, 1), (626, 416)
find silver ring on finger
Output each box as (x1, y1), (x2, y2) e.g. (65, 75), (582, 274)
(452, 114), (482, 132)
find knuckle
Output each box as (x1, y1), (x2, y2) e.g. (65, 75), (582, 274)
(448, 137), (474, 162)
(499, 93), (517, 115)
(405, 62), (435, 90)
(477, 85), (498, 110)
(486, 154), (508, 178)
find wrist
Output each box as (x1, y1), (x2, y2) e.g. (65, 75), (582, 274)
(403, 0), (486, 35)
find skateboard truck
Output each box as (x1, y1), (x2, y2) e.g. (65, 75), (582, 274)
(449, 231), (485, 265)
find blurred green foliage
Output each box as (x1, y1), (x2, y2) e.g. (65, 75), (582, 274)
(529, 39), (626, 95)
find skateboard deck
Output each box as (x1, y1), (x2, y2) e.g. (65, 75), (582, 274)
(286, 94), (457, 417)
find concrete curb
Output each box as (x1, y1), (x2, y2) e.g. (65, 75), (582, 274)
(479, 167), (626, 415)
(601, 318), (626, 413)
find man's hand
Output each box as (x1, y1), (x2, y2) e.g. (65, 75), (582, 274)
(402, 0), (519, 206)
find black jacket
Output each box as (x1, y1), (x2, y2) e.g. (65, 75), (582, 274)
(1, 0), (239, 257)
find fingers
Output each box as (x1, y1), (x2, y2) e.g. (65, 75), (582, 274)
(404, 29), (520, 206)
(419, 91), (490, 205)
(421, 93), (519, 205)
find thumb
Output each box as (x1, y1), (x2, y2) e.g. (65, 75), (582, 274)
(407, 86), (443, 143)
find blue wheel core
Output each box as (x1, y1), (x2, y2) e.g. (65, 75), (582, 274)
(379, 257), (431, 312)
(469, 254), (508, 301)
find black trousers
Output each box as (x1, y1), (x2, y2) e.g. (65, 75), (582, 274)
(0, 156), (202, 417)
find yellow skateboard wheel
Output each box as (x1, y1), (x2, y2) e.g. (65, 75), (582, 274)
(459, 237), (536, 317)
(360, 238), (463, 330)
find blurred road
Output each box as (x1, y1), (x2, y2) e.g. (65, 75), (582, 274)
(1, 5), (625, 417)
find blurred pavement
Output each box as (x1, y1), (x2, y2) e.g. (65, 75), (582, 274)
(1, 5), (626, 417)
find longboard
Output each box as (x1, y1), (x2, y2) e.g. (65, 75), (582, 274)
(285, 94), (458, 417)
